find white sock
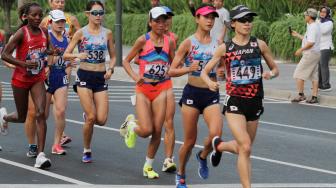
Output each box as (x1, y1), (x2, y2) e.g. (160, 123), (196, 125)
(129, 121), (137, 131)
(145, 156), (154, 166)
(83, 148), (91, 153)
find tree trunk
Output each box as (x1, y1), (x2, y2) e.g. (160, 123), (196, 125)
(0, 0), (15, 34)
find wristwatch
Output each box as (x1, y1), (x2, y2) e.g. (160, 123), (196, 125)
(270, 71), (276, 79)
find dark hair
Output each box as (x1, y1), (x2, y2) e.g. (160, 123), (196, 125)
(195, 3), (215, 18)
(86, 0), (104, 11)
(18, 2), (41, 29)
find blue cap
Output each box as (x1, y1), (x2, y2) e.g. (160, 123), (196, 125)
(162, 6), (174, 16)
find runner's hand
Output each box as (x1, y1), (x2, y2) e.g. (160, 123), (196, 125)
(262, 71), (272, 80)
(25, 60), (38, 69)
(189, 60), (199, 72)
(207, 80), (220, 92)
(135, 76), (145, 86)
(104, 70), (113, 80)
(77, 53), (88, 60)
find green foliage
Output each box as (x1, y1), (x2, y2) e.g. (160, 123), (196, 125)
(251, 17), (270, 43)
(268, 15), (305, 61)
(269, 14), (336, 60)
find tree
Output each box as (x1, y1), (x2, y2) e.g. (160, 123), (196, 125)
(0, 0), (15, 34)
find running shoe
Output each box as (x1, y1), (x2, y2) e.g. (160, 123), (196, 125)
(162, 157), (177, 172)
(26, 144), (38, 158)
(196, 150), (209, 179)
(60, 135), (72, 146)
(120, 114), (135, 137)
(306, 97), (318, 104)
(210, 136), (222, 167)
(319, 87), (332, 92)
(0, 107), (8, 135)
(82, 152), (92, 163)
(124, 121), (137, 148)
(291, 94), (306, 103)
(176, 174), (187, 188)
(34, 152), (51, 169)
(51, 144), (66, 155)
(143, 164), (159, 179)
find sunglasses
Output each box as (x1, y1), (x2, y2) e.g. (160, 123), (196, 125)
(235, 16), (254, 23)
(86, 10), (105, 16)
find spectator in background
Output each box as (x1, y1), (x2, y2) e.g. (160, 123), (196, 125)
(188, 0), (213, 16)
(318, 6), (334, 92)
(211, 0), (230, 44)
(151, 0), (161, 7)
(291, 8), (321, 104)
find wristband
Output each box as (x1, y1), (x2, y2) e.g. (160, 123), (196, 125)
(270, 71), (276, 79)
(107, 67), (114, 73)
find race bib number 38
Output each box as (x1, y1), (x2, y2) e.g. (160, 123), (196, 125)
(230, 59), (262, 85)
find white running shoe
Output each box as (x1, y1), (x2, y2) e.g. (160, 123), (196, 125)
(120, 114), (135, 137)
(0, 107), (8, 135)
(34, 152), (51, 169)
(162, 157), (177, 172)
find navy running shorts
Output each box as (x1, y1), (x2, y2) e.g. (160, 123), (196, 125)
(75, 69), (108, 93)
(222, 95), (264, 121)
(179, 84), (220, 114)
(46, 69), (69, 94)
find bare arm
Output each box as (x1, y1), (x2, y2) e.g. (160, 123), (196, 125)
(291, 30), (304, 40)
(122, 35), (146, 84)
(104, 30), (116, 79)
(70, 15), (81, 31)
(168, 38), (175, 63)
(168, 38), (198, 77)
(258, 39), (279, 80)
(63, 29), (87, 61)
(201, 44), (226, 91)
(1, 29), (28, 68)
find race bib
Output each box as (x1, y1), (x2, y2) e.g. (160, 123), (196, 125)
(26, 52), (46, 75)
(190, 60), (215, 77)
(144, 63), (169, 80)
(87, 50), (106, 61)
(230, 59), (261, 85)
(63, 75), (69, 85)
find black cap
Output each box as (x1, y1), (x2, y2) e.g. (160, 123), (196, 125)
(230, 5), (257, 20)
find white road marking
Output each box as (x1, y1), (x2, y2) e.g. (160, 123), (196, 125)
(260, 121), (336, 135)
(0, 184), (336, 188)
(0, 158), (92, 185)
(65, 118), (336, 177)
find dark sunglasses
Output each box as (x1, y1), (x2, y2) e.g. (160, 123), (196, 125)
(86, 10), (105, 16)
(236, 16), (254, 23)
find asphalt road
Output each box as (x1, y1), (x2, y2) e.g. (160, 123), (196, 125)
(0, 67), (336, 188)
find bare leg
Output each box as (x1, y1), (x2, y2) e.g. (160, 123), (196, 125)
(177, 105), (199, 175)
(146, 91), (167, 159)
(30, 81), (47, 153)
(77, 87), (95, 150)
(52, 87), (68, 145)
(93, 90), (109, 126)
(164, 89), (175, 159)
(4, 85), (29, 123)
